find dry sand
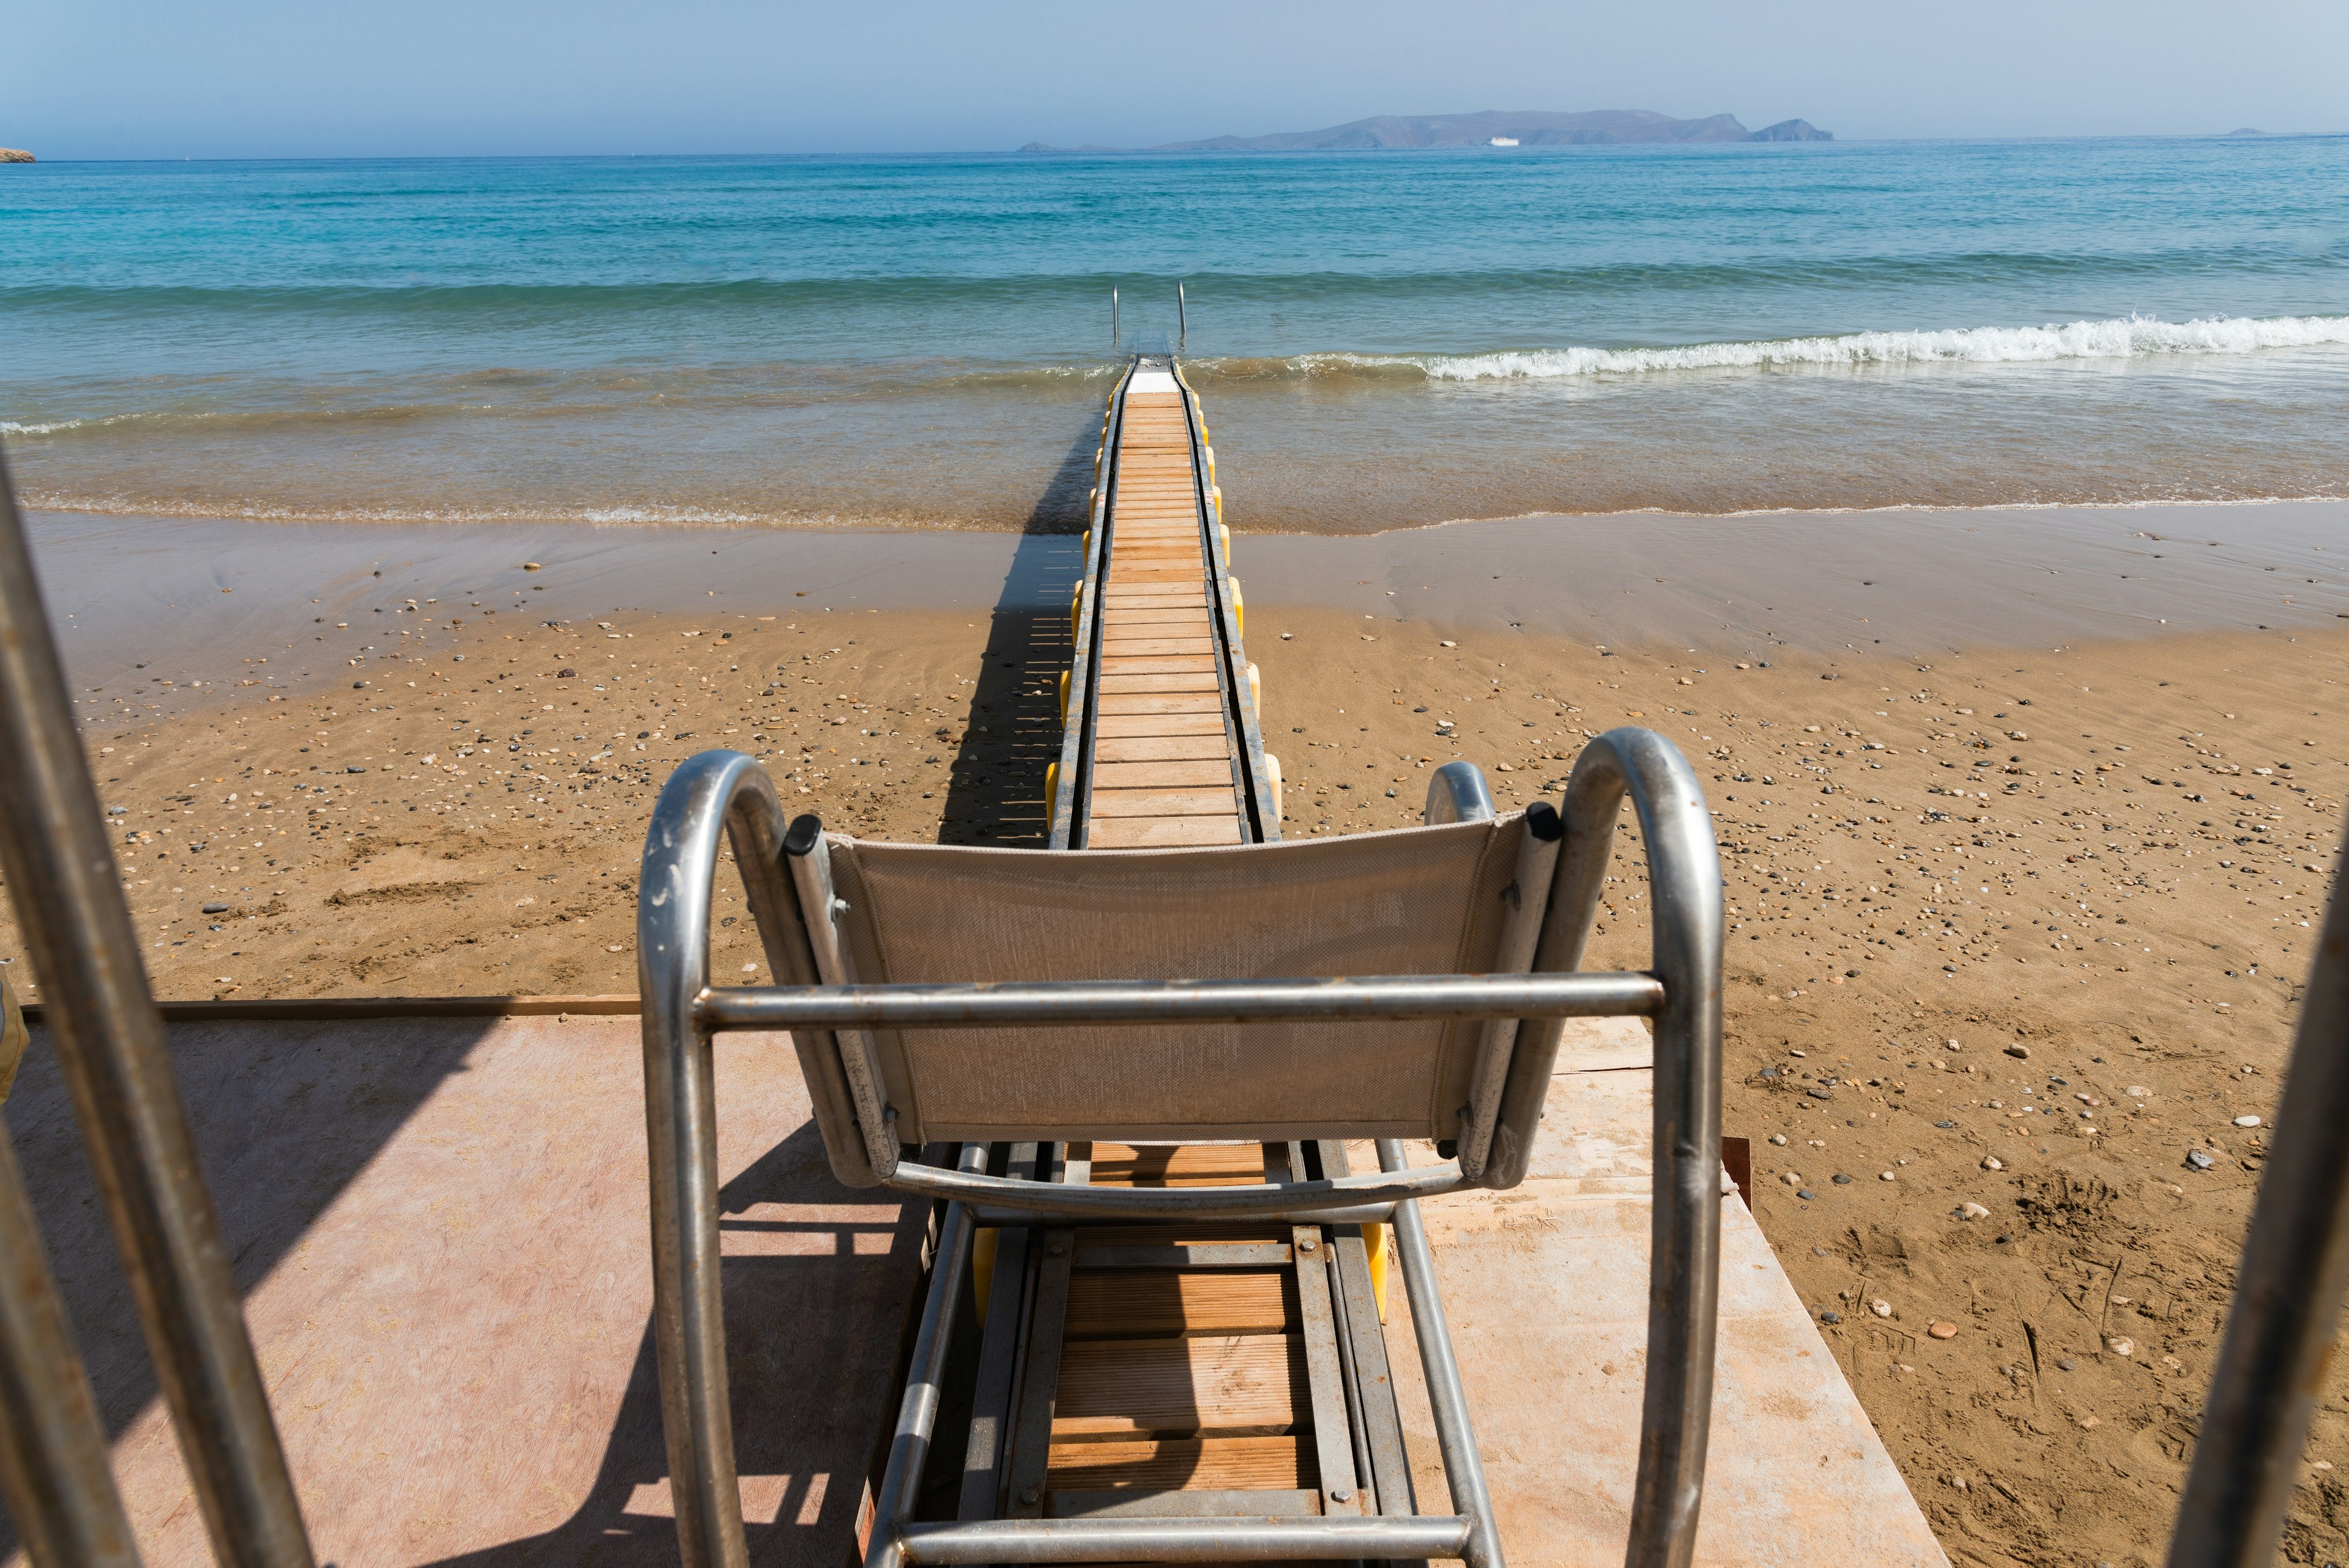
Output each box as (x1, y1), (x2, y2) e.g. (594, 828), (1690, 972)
(9, 502), (2349, 1567)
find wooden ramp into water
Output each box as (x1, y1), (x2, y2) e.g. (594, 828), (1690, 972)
(1048, 357), (1280, 850)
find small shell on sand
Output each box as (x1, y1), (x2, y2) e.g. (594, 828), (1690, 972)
(1929, 1321), (1958, 1340)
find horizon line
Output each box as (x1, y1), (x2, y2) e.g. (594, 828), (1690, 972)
(6, 128), (2343, 165)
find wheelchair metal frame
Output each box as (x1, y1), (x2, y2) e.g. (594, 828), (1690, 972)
(636, 735), (1726, 1568)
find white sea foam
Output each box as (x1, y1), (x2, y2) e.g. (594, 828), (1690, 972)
(1313, 313), (2349, 382)
(0, 418), (92, 436)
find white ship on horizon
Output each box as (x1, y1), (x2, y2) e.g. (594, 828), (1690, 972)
(1488, 136), (1520, 146)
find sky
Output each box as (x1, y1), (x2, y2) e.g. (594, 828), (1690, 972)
(7, 0), (2347, 160)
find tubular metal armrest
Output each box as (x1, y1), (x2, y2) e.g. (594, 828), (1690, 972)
(898, 1515), (1475, 1563)
(1425, 760), (1496, 826)
(696, 970), (1666, 1031)
(882, 1152), (1471, 1220)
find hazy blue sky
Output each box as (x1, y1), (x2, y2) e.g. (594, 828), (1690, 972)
(8, 0), (2346, 159)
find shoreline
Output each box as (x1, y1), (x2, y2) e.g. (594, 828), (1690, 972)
(28, 498), (2349, 711)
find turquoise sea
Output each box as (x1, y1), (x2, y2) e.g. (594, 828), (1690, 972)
(3, 137), (2347, 531)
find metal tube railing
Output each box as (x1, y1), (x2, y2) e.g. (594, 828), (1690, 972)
(696, 970), (1664, 1031)
(2166, 830), (2349, 1568)
(1541, 729), (1724, 1568)
(0, 448), (316, 1567)
(1379, 1139), (1503, 1568)
(0, 1135), (141, 1568)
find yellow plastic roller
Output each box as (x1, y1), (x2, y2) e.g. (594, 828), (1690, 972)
(1265, 752), (1283, 821)
(1059, 669), (1071, 723)
(1219, 524), (1230, 567)
(1210, 485), (1222, 522)
(1364, 1221), (1389, 1320)
(1045, 760), (1059, 807)
(1204, 445), (1216, 489)
(1230, 581), (1244, 637)
(1247, 661), (1261, 716)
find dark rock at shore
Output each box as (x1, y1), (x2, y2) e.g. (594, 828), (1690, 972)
(0, 149), (34, 165)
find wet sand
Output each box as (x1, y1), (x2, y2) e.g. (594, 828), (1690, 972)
(8, 499), (2349, 1567)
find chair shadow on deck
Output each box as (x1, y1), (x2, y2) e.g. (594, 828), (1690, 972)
(935, 415), (1098, 848)
(426, 1119), (929, 1568)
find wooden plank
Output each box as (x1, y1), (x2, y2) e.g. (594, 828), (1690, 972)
(1085, 816), (1242, 848)
(1094, 712), (1228, 738)
(1099, 656), (1219, 677)
(1089, 1144), (1267, 1186)
(1066, 1271), (1297, 1340)
(1045, 1436), (1313, 1493)
(1091, 760), (1234, 790)
(1095, 694), (1223, 716)
(1087, 787), (1236, 818)
(1098, 639), (1218, 658)
(1098, 673), (1220, 694)
(1052, 1334), (1305, 1438)
(1094, 735), (1233, 764)
(1102, 609), (1213, 626)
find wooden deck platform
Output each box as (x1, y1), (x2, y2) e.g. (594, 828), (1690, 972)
(7, 1014), (1946, 1566)
(1053, 361), (1278, 850)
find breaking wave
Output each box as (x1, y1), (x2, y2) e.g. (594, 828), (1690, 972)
(1258, 313), (2349, 383)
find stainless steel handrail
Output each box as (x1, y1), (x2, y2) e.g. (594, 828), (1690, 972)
(2166, 829), (2349, 1568)
(696, 970), (1666, 1030)
(0, 447), (317, 1566)
(1547, 729), (1724, 1568)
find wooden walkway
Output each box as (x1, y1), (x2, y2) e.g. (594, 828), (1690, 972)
(1050, 359), (1279, 849)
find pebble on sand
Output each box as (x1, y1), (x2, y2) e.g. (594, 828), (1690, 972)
(2107, 1337), (2136, 1357)
(2233, 1115), (2262, 1128)
(1928, 1321), (1958, 1340)
(2004, 1044), (2031, 1060)
(1877, 1170), (1896, 1181)
(1958, 1202), (1991, 1221)
(1768, 1133), (1788, 1145)
(1779, 1171), (1803, 1186)
(2186, 1149), (2216, 1170)
(1981, 1155), (2005, 1171)
(1870, 1298), (1892, 1318)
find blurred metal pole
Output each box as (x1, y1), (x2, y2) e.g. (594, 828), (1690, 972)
(0, 1133), (140, 1568)
(0, 445), (314, 1567)
(1177, 281), (1187, 349)
(2167, 830), (2349, 1568)
(1111, 286), (1119, 348)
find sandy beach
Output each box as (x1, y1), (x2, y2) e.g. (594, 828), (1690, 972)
(7, 499), (2349, 1566)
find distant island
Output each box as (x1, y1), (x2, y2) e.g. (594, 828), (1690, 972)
(1019, 109), (1830, 154)
(0, 148), (34, 164)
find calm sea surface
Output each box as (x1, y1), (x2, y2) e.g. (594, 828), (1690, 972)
(4, 139), (2347, 532)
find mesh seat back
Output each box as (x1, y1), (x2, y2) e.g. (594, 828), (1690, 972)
(826, 816), (1526, 1145)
